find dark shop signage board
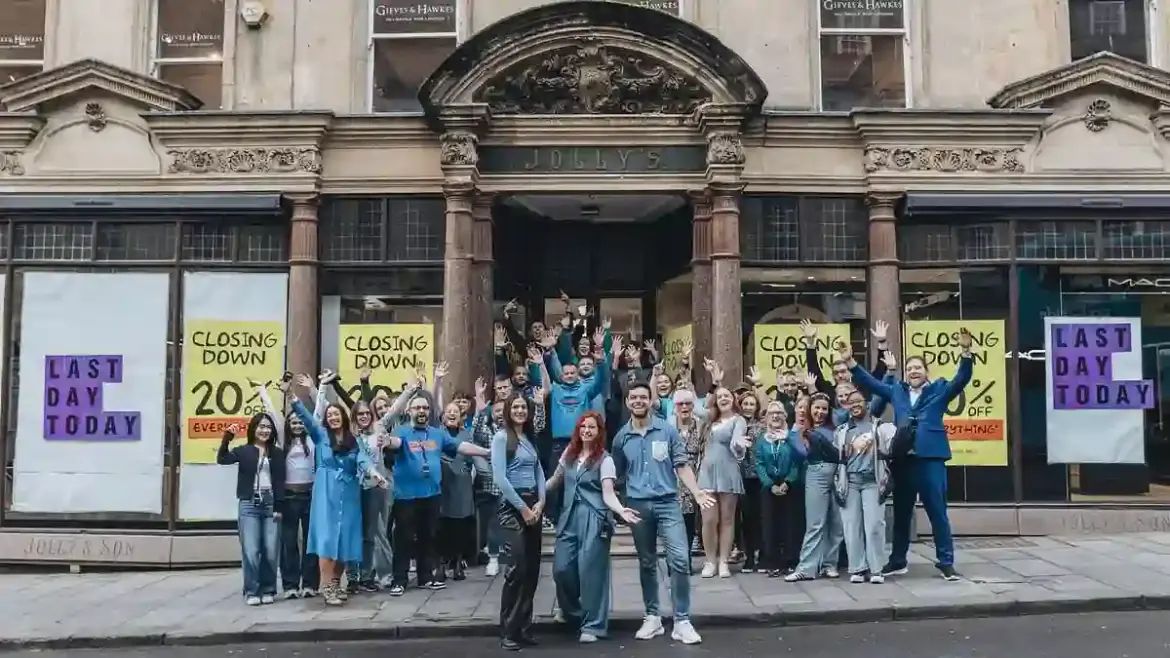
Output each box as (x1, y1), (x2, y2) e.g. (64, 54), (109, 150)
(477, 146), (708, 175)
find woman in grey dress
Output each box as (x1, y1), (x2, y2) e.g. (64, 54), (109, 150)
(697, 381), (749, 579)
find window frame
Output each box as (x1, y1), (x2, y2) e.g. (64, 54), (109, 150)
(1068, 0), (1157, 65)
(366, 0), (463, 114)
(148, 0), (229, 107)
(0, 0), (47, 84)
(815, 0), (913, 111)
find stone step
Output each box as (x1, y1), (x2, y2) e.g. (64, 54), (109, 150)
(538, 524), (638, 556)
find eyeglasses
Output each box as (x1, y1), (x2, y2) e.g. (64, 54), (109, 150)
(675, 401), (694, 407)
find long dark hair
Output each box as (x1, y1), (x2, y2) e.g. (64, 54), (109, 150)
(246, 412), (279, 446)
(351, 400), (375, 434)
(284, 410), (308, 453)
(502, 391), (535, 460)
(322, 403), (357, 454)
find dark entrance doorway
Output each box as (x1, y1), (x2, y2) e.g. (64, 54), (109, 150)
(493, 194), (693, 340)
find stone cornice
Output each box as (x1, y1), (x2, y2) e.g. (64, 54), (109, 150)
(144, 111), (333, 148)
(852, 109), (1049, 144)
(0, 58), (200, 113)
(989, 51), (1170, 109)
(325, 115), (434, 147)
(748, 112), (857, 147)
(0, 173), (321, 194)
(0, 112), (46, 149)
(482, 115), (703, 144)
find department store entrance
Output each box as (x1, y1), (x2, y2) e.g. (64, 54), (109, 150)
(493, 193), (694, 340)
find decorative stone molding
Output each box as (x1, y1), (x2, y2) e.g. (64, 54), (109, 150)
(0, 58), (201, 113)
(84, 102), (107, 132)
(167, 147), (322, 174)
(440, 131), (478, 167)
(1083, 99), (1112, 132)
(0, 151), (24, 176)
(706, 132), (744, 166)
(988, 51), (1170, 109)
(864, 146), (1025, 174)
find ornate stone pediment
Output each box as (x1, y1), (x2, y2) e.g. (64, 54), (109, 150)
(420, 1), (766, 120)
(988, 51), (1170, 109)
(0, 58), (201, 113)
(475, 39), (711, 115)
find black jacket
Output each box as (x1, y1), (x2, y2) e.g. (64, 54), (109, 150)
(216, 432), (286, 507)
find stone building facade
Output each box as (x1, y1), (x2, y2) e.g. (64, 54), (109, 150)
(2, 0), (1170, 565)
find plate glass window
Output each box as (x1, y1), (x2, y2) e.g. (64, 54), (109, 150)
(153, 0), (225, 108)
(0, 0), (46, 84)
(818, 0), (908, 110)
(370, 0), (458, 113)
(1069, 0), (1149, 63)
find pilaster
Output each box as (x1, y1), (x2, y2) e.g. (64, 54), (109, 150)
(867, 190), (903, 363)
(286, 193), (320, 378)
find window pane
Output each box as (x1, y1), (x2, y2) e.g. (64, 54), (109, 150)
(0, 64), (40, 85)
(158, 63), (222, 108)
(372, 37), (456, 112)
(1103, 220), (1170, 260)
(156, 0), (225, 59)
(0, 0), (45, 61)
(820, 35), (905, 111)
(320, 198), (386, 262)
(799, 197), (867, 263)
(386, 198), (445, 261)
(899, 224), (955, 263)
(373, 0), (456, 35)
(13, 223), (93, 261)
(95, 223), (176, 261)
(1069, 0), (1147, 62)
(1015, 221), (1097, 260)
(609, 0), (681, 16)
(181, 223), (232, 261)
(238, 224), (287, 263)
(821, 0), (904, 29)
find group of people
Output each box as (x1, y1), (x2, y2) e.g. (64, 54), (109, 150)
(215, 296), (976, 651)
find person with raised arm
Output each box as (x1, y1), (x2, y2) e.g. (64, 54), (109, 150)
(841, 325), (973, 582)
(799, 318), (890, 400)
(613, 380), (713, 645)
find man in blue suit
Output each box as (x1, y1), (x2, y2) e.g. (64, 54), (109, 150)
(842, 327), (973, 582)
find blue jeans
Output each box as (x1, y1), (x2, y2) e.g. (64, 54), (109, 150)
(280, 489), (318, 591)
(546, 441), (569, 524)
(239, 492), (279, 598)
(795, 462), (843, 577)
(627, 496), (691, 621)
(476, 492), (502, 557)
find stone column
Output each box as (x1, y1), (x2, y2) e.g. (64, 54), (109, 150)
(286, 194), (320, 378)
(867, 191), (903, 362)
(471, 193), (495, 383)
(689, 190), (713, 390)
(699, 103), (751, 386)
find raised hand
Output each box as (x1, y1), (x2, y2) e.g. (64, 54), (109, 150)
(494, 324), (507, 348)
(747, 365), (761, 386)
(527, 345), (543, 364)
(871, 319), (889, 342)
(611, 334), (624, 356)
(644, 339), (658, 356)
(434, 361), (450, 379)
(412, 363), (427, 387)
(539, 333), (557, 349)
(226, 423), (239, 436)
(592, 327), (605, 346)
(882, 350), (897, 371)
(503, 298), (518, 316)
(603, 316), (613, 331)
(296, 374), (314, 390)
(358, 365), (372, 380)
(799, 318), (817, 339)
(319, 369), (337, 385)
(958, 327), (973, 350)
(474, 377), (487, 398)
(834, 339), (851, 361)
(803, 372), (818, 391)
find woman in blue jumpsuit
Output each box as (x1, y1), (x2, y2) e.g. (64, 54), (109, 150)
(546, 411), (641, 644)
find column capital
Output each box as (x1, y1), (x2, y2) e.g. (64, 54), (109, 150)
(866, 190), (904, 213)
(688, 189), (712, 219)
(285, 192), (320, 212)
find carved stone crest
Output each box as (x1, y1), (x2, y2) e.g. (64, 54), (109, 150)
(0, 151), (24, 176)
(1083, 98), (1112, 132)
(440, 131), (479, 167)
(706, 133), (744, 166)
(85, 102), (107, 132)
(168, 147), (322, 174)
(864, 146), (1025, 174)
(476, 38), (712, 115)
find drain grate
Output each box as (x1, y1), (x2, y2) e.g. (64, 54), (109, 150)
(924, 537), (1038, 550)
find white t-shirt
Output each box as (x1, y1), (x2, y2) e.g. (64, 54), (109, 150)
(255, 455), (272, 492)
(560, 452), (617, 481)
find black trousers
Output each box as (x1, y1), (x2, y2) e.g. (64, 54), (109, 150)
(738, 479), (762, 563)
(439, 515), (477, 563)
(391, 495), (440, 587)
(498, 491), (542, 641)
(761, 485), (805, 571)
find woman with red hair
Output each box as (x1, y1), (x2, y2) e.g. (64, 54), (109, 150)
(545, 411), (641, 643)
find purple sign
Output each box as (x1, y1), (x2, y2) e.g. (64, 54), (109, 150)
(1049, 323), (1155, 410)
(43, 355), (141, 441)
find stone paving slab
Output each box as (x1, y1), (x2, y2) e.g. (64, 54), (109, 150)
(3, 532), (1170, 649)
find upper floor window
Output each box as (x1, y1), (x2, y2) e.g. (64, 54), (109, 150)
(370, 0), (458, 113)
(153, 0), (226, 108)
(1069, 0), (1150, 63)
(0, 0), (46, 85)
(818, 0), (908, 111)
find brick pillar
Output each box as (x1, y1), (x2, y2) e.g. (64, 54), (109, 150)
(441, 181), (476, 396)
(286, 194), (319, 377)
(867, 191), (903, 361)
(471, 193), (495, 383)
(689, 189), (713, 390)
(709, 183), (745, 385)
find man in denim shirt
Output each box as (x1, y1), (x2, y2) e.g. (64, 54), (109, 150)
(612, 381), (713, 645)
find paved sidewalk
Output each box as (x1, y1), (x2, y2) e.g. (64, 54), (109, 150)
(5, 532), (1170, 649)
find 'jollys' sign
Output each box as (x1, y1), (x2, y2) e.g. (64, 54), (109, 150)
(1049, 322), (1154, 410)
(43, 355), (141, 441)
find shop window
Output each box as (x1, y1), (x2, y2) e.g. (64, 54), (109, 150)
(742, 197), (799, 262)
(819, 0), (908, 110)
(1102, 220), (1170, 260)
(900, 267), (1014, 502)
(1069, 0), (1150, 63)
(95, 223), (177, 261)
(1018, 266), (1170, 502)
(956, 223), (1011, 261)
(320, 198), (384, 262)
(12, 223), (93, 261)
(180, 223), (231, 262)
(386, 198), (444, 261)
(741, 196), (867, 264)
(0, 0), (45, 84)
(153, 0), (226, 108)
(369, 0), (457, 113)
(238, 224), (287, 263)
(899, 224), (955, 263)
(1015, 220), (1098, 260)
(320, 196), (445, 263)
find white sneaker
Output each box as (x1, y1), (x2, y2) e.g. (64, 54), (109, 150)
(553, 607), (565, 623)
(282, 589), (300, 600)
(260, 594), (274, 605)
(635, 615), (665, 640)
(671, 620), (702, 645)
(869, 574), (885, 584)
(822, 568), (840, 579)
(717, 562), (731, 578)
(579, 632), (599, 643)
(485, 556), (499, 577)
(850, 573), (866, 584)
(245, 596), (261, 606)
(300, 588), (317, 598)
(700, 562), (716, 578)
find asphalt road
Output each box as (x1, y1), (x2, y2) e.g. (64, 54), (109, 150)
(13, 612), (1170, 658)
